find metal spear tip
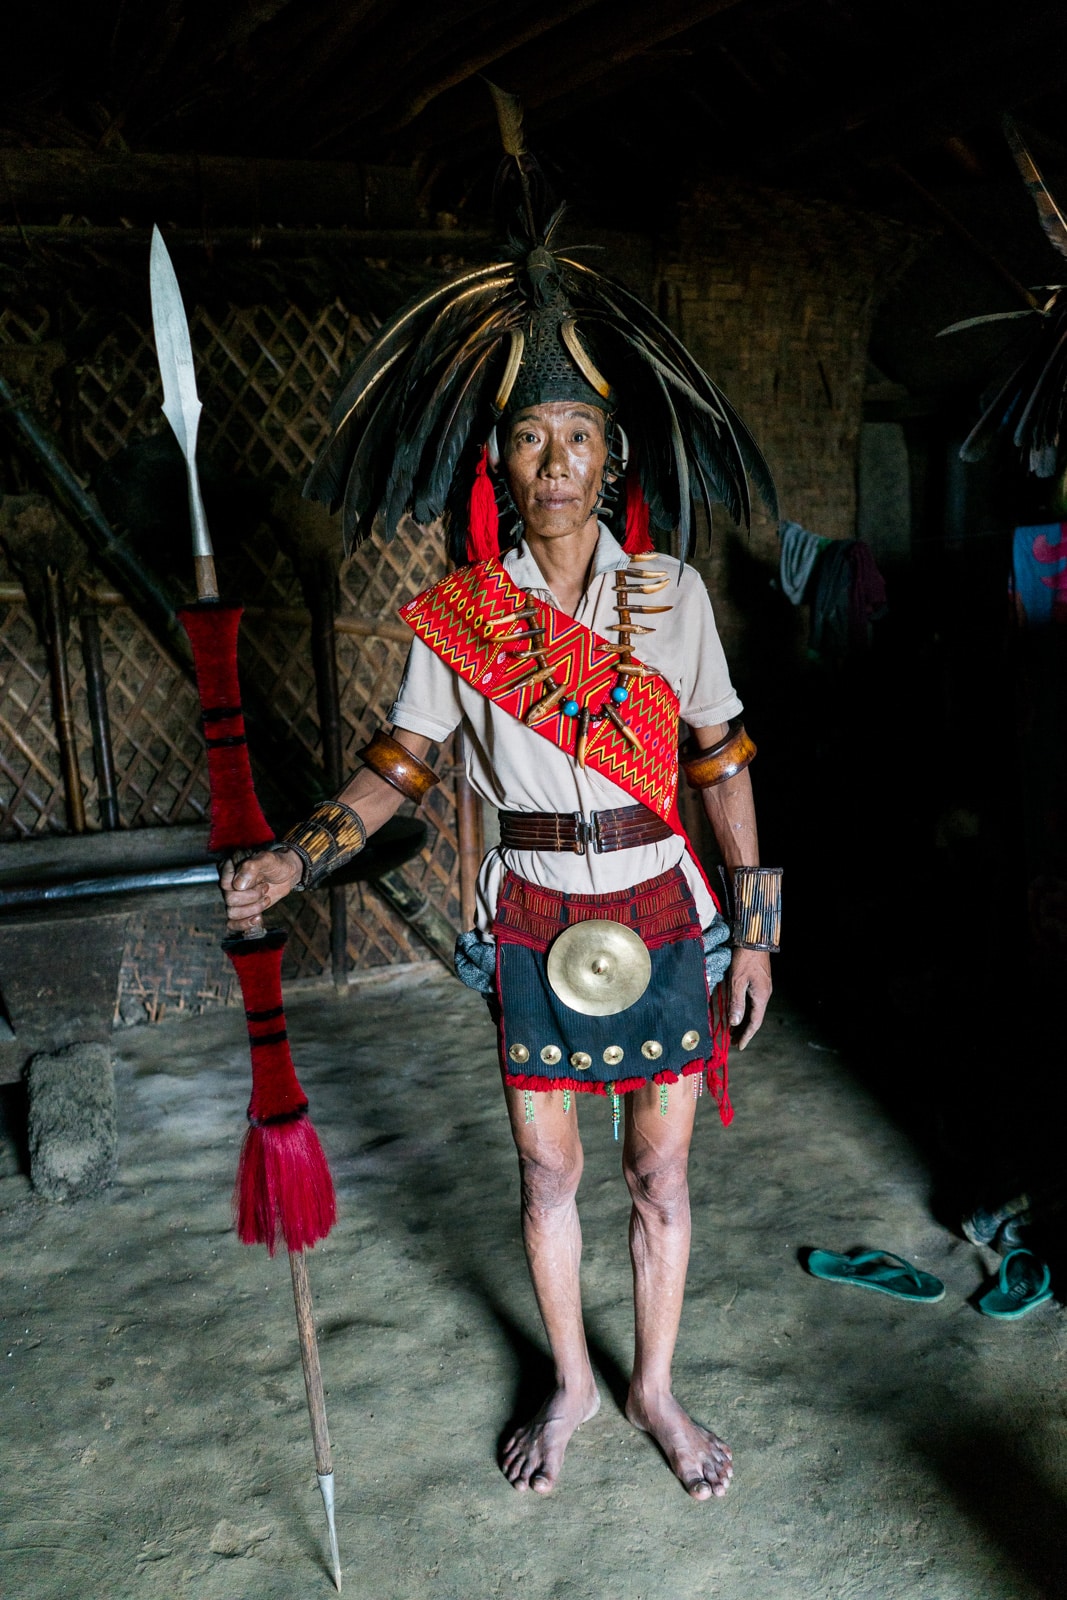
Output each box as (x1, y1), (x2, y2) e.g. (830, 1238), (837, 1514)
(317, 1470), (342, 1591)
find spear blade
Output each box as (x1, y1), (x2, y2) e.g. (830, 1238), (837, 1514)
(148, 224), (218, 598)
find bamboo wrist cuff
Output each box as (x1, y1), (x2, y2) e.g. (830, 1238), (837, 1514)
(681, 718), (757, 789)
(279, 798), (367, 891)
(732, 866), (782, 952)
(358, 729), (439, 804)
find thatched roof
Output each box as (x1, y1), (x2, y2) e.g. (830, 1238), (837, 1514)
(4, 0), (1067, 226)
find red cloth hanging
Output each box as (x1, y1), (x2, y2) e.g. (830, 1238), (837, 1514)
(623, 473), (655, 554)
(466, 447), (500, 562)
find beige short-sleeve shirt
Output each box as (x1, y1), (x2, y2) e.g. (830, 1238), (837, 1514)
(389, 526), (742, 935)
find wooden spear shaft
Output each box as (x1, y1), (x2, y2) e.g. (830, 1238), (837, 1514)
(291, 1248), (342, 1590)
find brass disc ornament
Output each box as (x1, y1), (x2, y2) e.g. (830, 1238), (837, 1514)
(546, 920), (652, 1016)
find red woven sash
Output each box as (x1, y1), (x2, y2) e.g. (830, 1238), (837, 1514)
(399, 559), (680, 824)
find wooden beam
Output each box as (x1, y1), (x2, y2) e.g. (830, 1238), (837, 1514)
(0, 149), (421, 228)
(0, 222), (495, 256)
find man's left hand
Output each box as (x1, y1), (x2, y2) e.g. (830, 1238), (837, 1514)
(727, 948), (772, 1049)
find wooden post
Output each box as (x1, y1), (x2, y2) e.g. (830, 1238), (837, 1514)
(306, 558), (349, 989)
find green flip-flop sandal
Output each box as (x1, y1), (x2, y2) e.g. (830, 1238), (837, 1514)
(977, 1248), (1053, 1320)
(805, 1248), (946, 1303)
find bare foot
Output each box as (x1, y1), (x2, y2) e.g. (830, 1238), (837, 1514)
(626, 1387), (733, 1500)
(501, 1381), (601, 1494)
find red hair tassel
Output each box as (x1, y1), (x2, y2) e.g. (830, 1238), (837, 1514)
(467, 447), (500, 563)
(623, 473), (655, 555)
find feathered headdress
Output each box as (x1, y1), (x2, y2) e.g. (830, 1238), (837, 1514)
(304, 85), (776, 563)
(941, 116), (1067, 478)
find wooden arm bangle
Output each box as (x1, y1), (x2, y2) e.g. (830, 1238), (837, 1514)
(358, 729), (439, 804)
(280, 798), (367, 891)
(732, 866), (782, 952)
(681, 718), (757, 789)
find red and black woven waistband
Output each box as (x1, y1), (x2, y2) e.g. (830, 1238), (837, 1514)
(493, 864), (701, 953)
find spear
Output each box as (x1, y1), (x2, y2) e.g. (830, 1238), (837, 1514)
(149, 225), (342, 1590)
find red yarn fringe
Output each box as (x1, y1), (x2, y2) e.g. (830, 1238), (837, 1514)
(234, 1114), (337, 1254)
(224, 929), (338, 1249)
(467, 447), (500, 563)
(504, 1059), (707, 1097)
(623, 473), (655, 555)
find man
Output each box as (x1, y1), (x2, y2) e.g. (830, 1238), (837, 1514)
(222, 375), (775, 1500)
(222, 104), (780, 1494)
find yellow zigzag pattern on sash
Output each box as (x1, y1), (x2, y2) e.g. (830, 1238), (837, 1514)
(399, 559), (680, 822)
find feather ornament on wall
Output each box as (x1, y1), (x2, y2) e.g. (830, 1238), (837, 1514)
(941, 116), (1067, 478)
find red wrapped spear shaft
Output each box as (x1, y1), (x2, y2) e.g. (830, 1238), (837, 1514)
(176, 599), (336, 1252)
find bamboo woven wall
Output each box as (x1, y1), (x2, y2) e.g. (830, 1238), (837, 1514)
(657, 184), (918, 663)
(0, 294), (457, 1018)
(1, 197), (912, 1021)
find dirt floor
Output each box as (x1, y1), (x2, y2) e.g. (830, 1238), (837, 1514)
(1, 965), (1065, 1600)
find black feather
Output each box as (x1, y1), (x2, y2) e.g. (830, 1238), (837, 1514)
(415, 347), (500, 524)
(304, 149), (775, 558)
(382, 315), (517, 530)
(1004, 115), (1067, 266)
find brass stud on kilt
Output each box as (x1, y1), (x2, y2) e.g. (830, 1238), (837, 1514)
(681, 1030), (700, 1051)
(569, 1051), (592, 1072)
(540, 1045), (562, 1066)
(641, 1040), (663, 1060)
(603, 1045), (625, 1066)
(509, 1043), (530, 1064)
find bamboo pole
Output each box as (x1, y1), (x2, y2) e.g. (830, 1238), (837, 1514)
(43, 565), (86, 834)
(0, 584), (410, 641)
(454, 735), (484, 935)
(77, 602), (120, 830)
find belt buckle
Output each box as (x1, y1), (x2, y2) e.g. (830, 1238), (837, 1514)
(574, 810), (606, 855)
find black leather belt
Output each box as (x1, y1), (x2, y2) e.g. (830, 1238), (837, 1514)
(499, 804), (674, 856)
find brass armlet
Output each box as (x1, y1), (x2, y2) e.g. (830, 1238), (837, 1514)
(358, 729), (439, 804)
(732, 866), (782, 952)
(681, 718), (757, 789)
(279, 798), (367, 891)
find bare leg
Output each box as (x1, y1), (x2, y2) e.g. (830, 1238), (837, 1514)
(499, 1083), (600, 1493)
(623, 1077), (733, 1500)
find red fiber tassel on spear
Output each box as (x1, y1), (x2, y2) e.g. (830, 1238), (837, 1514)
(149, 226), (341, 1588)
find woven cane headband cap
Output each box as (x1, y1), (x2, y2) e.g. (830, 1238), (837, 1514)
(502, 308), (615, 418)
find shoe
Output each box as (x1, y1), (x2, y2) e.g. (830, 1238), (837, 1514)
(805, 1248), (946, 1303)
(961, 1193), (1030, 1247)
(976, 1248), (1053, 1320)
